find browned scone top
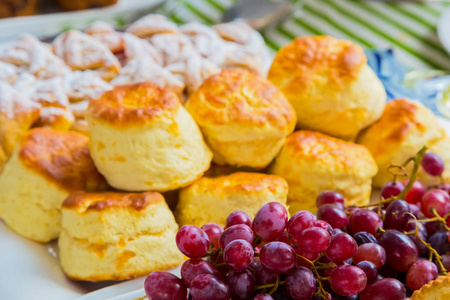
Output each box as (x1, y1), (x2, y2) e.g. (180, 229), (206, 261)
(268, 35), (366, 90)
(19, 127), (106, 192)
(411, 274), (450, 299)
(186, 68), (296, 132)
(87, 82), (180, 127)
(62, 191), (165, 213)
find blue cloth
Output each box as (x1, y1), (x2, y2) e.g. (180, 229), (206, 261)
(365, 49), (450, 116)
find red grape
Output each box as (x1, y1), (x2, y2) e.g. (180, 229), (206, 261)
(348, 209), (383, 237)
(176, 225), (209, 259)
(275, 230), (295, 244)
(325, 233), (357, 263)
(226, 210), (252, 228)
(181, 259), (222, 288)
(190, 274), (230, 300)
(384, 200), (412, 231)
(429, 231), (450, 255)
(260, 242), (296, 273)
(316, 191), (345, 209)
(359, 278), (406, 300)
(287, 210), (316, 239)
(254, 264), (278, 285)
(353, 232), (377, 246)
(438, 183), (450, 194)
(421, 189), (450, 218)
(285, 267), (316, 300)
(421, 152), (444, 176)
(381, 181), (404, 199)
(223, 239), (254, 271)
(356, 261), (378, 284)
(226, 269), (255, 300)
(407, 234), (429, 258)
(330, 265), (367, 296)
(297, 227), (331, 253)
(252, 202), (288, 242)
(201, 223), (223, 249)
(403, 180), (425, 204)
(406, 259), (438, 291)
(254, 294), (273, 300)
(219, 224), (254, 250)
(353, 243), (386, 269)
(408, 203), (421, 219)
(378, 229), (418, 272)
(317, 204), (348, 229)
(144, 272), (187, 300)
(441, 253), (450, 271)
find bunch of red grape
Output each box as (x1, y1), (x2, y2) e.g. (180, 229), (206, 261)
(144, 149), (450, 300)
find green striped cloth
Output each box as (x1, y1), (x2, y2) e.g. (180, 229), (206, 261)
(168, 0), (450, 70)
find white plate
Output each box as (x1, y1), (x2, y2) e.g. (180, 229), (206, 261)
(438, 7), (450, 55)
(0, 0), (165, 43)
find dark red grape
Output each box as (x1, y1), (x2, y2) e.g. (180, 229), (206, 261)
(359, 278), (406, 300)
(317, 204), (348, 229)
(438, 183), (450, 194)
(190, 274), (230, 300)
(381, 181), (404, 199)
(441, 253), (450, 271)
(406, 259), (438, 291)
(252, 202), (288, 242)
(384, 200), (412, 231)
(285, 267), (316, 300)
(254, 264), (278, 285)
(219, 224), (254, 250)
(275, 230), (295, 244)
(260, 242), (296, 273)
(144, 272), (187, 300)
(403, 180), (425, 204)
(181, 259), (222, 288)
(421, 152), (444, 176)
(353, 243), (386, 269)
(227, 269), (255, 300)
(223, 239), (254, 271)
(201, 223), (223, 249)
(428, 231), (450, 255)
(330, 265), (367, 296)
(421, 189), (450, 218)
(297, 227), (331, 253)
(316, 191), (345, 209)
(378, 229), (418, 272)
(226, 210), (252, 228)
(325, 233), (357, 263)
(408, 203), (421, 219)
(348, 209), (383, 237)
(356, 261), (378, 284)
(314, 220), (334, 236)
(287, 210), (316, 239)
(294, 245), (320, 268)
(407, 234), (429, 258)
(254, 294), (273, 300)
(353, 232), (377, 246)
(176, 225), (209, 259)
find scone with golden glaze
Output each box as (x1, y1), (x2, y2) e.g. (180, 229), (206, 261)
(175, 172), (288, 227)
(0, 128), (107, 242)
(356, 99), (445, 187)
(411, 274), (450, 300)
(86, 82), (212, 192)
(269, 130), (377, 214)
(186, 68), (296, 168)
(59, 191), (184, 281)
(268, 36), (386, 140)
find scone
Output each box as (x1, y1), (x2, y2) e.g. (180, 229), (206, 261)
(356, 99), (445, 187)
(59, 191), (184, 281)
(0, 128), (107, 242)
(269, 130), (378, 214)
(268, 36), (386, 140)
(0, 0), (37, 18)
(86, 82), (212, 192)
(175, 172), (288, 227)
(186, 68), (297, 168)
(57, 0), (117, 11)
(411, 274), (450, 300)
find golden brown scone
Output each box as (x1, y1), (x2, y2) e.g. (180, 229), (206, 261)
(268, 36), (386, 140)
(411, 274), (450, 300)
(57, 0), (117, 11)
(0, 128), (107, 242)
(86, 82), (212, 192)
(176, 172), (288, 227)
(59, 191), (184, 281)
(356, 99), (445, 187)
(269, 130), (377, 214)
(186, 68), (297, 168)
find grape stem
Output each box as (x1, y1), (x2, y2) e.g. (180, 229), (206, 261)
(255, 280), (285, 291)
(133, 297), (146, 300)
(416, 235), (447, 275)
(296, 254), (330, 299)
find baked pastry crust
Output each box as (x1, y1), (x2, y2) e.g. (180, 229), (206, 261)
(411, 274), (450, 300)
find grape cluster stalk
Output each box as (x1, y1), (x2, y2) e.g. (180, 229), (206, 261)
(143, 146), (450, 300)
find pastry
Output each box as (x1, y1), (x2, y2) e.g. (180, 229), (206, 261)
(186, 68), (296, 168)
(59, 191), (184, 281)
(0, 61), (18, 84)
(269, 130), (378, 214)
(268, 35), (386, 140)
(126, 14), (179, 39)
(411, 274), (450, 300)
(0, 128), (107, 242)
(85, 21), (124, 54)
(356, 99), (445, 187)
(175, 172), (288, 228)
(64, 70), (112, 103)
(0, 0), (37, 18)
(56, 0), (118, 11)
(86, 82), (212, 192)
